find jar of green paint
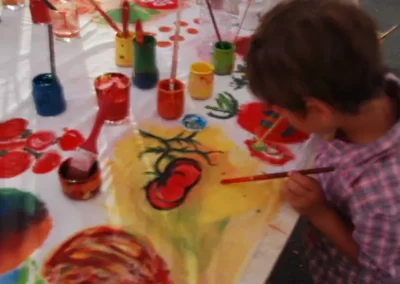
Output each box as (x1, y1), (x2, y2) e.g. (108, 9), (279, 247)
(212, 41), (235, 76)
(132, 34), (159, 89)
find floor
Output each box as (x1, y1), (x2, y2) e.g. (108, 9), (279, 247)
(267, 1), (400, 283)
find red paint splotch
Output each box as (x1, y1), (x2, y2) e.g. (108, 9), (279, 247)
(158, 26), (172, 32)
(0, 151), (32, 178)
(193, 18), (200, 24)
(169, 35), (185, 41)
(42, 226), (171, 283)
(26, 131), (57, 151)
(157, 41), (172, 48)
(0, 117), (85, 178)
(145, 158), (201, 210)
(237, 102), (309, 144)
(244, 139), (294, 166)
(32, 150), (62, 174)
(187, 27), (199, 35)
(174, 20), (188, 27)
(58, 128), (84, 151)
(0, 118), (28, 141)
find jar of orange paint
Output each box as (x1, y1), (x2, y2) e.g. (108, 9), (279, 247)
(157, 79), (185, 120)
(188, 62), (214, 100)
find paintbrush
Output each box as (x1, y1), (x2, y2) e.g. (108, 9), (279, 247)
(220, 167), (334, 185)
(135, 19), (144, 45)
(47, 25), (56, 77)
(204, 0), (222, 42)
(121, 0), (130, 38)
(87, 0), (122, 34)
(67, 85), (114, 180)
(233, 0), (253, 42)
(379, 24), (399, 40)
(170, 0), (183, 91)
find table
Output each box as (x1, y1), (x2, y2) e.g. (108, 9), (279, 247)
(0, 2), (316, 283)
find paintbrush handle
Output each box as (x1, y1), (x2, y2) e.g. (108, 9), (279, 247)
(170, 0), (182, 81)
(47, 25), (56, 77)
(135, 19), (144, 44)
(234, 0), (253, 42)
(121, 0), (129, 38)
(87, 0), (122, 34)
(220, 167), (335, 185)
(204, 0), (221, 42)
(80, 85), (114, 154)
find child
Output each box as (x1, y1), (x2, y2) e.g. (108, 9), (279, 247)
(246, 0), (400, 283)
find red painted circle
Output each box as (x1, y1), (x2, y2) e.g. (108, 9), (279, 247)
(193, 18), (200, 24)
(0, 118), (28, 142)
(133, 0), (177, 10)
(187, 28), (198, 35)
(158, 26), (172, 32)
(0, 151), (32, 178)
(169, 35), (184, 41)
(32, 150), (62, 174)
(58, 129), (85, 151)
(157, 41), (172, 48)
(174, 20), (188, 27)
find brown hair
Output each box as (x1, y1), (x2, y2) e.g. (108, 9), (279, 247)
(246, 0), (385, 114)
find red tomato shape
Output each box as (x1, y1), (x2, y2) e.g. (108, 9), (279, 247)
(26, 131), (57, 151)
(58, 129), (84, 151)
(0, 118), (28, 142)
(0, 140), (26, 151)
(145, 158), (202, 210)
(146, 181), (182, 210)
(32, 150), (62, 174)
(0, 151), (32, 178)
(237, 102), (309, 144)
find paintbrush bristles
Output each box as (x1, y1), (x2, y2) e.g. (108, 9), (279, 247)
(47, 25), (56, 76)
(204, 0), (222, 42)
(170, 0), (183, 88)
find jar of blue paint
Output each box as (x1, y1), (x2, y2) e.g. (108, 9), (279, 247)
(32, 73), (66, 117)
(132, 35), (159, 90)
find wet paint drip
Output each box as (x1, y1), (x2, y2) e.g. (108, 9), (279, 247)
(187, 27), (199, 34)
(0, 188), (51, 274)
(169, 35), (185, 41)
(158, 25), (172, 32)
(42, 226), (171, 283)
(157, 41), (172, 48)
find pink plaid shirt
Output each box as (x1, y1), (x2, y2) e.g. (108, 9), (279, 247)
(306, 76), (400, 283)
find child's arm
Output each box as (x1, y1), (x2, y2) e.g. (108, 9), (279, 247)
(308, 206), (359, 263)
(284, 172), (359, 263)
(285, 172), (400, 281)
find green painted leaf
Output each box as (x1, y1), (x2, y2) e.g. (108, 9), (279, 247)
(17, 264), (29, 284)
(138, 147), (165, 159)
(35, 279), (45, 284)
(218, 93), (234, 111)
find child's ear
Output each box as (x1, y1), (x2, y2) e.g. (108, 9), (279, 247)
(305, 98), (334, 122)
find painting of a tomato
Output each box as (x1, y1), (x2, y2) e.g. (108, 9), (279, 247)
(237, 102), (309, 166)
(237, 102), (309, 144)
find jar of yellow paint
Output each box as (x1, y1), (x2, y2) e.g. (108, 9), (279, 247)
(115, 31), (135, 67)
(188, 62), (214, 100)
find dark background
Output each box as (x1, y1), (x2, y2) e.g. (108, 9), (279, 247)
(267, 1), (400, 283)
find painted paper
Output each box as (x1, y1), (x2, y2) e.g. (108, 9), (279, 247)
(106, 124), (285, 283)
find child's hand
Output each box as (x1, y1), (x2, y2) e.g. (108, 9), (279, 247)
(284, 171), (329, 217)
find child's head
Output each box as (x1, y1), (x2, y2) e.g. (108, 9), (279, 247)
(246, 0), (385, 134)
